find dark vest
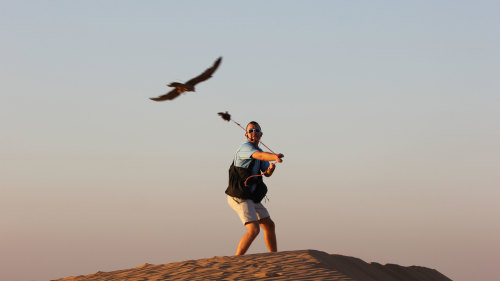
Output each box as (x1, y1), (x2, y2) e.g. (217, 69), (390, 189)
(225, 160), (268, 203)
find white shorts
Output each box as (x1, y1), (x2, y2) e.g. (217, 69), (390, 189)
(227, 196), (270, 225)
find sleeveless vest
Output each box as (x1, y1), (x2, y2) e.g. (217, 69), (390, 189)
(225, 159), (268, 203)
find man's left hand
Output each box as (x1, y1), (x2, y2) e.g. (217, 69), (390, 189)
(265, 163), (276, 176)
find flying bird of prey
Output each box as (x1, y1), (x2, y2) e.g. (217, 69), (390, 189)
(150, 57), (222, 101)
(218, 111), (231, 122)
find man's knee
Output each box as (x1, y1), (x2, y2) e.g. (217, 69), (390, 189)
(245, 221), (260, 237)
(259, 217), (275, 231)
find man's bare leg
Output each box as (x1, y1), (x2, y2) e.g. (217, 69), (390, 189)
(259, 217), (277, 252)
(235, 221), (260, 255)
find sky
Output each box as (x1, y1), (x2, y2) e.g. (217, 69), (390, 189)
(1, 1), (499, 281)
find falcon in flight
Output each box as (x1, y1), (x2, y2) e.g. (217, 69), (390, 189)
(150, 57), (222, 101)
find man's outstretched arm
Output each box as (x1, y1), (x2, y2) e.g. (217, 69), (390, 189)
(252, 151), (284, 163)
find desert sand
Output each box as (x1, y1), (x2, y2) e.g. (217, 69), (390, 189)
(52, 249), (452, 281)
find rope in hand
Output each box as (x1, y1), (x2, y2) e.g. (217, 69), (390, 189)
(243, 162), (278, 186)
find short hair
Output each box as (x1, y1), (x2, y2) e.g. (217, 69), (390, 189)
(246, 121), (261, 131)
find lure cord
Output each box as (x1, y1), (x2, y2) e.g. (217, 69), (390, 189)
(244, 171), (269, 186)
(231, 120), (276, 154)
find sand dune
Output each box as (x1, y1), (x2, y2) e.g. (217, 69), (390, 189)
(52, 249), (452, 281)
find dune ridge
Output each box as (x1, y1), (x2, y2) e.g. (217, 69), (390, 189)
(52, 249), (452, 281)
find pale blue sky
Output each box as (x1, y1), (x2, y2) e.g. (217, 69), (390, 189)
(1, 1), (499, 281)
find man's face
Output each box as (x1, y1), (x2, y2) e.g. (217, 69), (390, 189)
(245, 123), (262, 144)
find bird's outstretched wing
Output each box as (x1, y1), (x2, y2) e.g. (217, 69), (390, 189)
(150, 88), (181, 101)
(185, 57), (222, 86)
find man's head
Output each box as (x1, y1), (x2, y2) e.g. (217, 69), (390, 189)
(245, 121), (263, 145)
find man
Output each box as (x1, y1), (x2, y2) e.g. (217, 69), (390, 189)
(226, 121), (284, 255)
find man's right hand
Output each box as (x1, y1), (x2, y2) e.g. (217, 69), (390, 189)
(275, 153), (284, 163)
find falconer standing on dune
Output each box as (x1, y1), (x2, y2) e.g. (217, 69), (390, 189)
(226, 121), (284, 255)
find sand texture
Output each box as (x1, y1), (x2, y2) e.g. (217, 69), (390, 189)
(52, 249), (452, 281)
